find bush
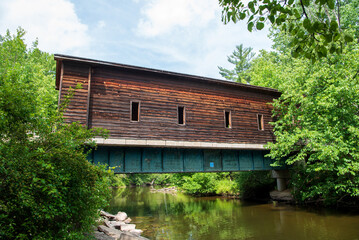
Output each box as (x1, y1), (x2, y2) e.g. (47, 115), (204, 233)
(0, 29), (111, 239)
(215, 179), (238, 196)
(233, 171), (275, 199)
(181, 173), (219, 195)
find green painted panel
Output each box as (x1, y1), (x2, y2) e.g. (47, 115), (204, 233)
(163, 148), (183, 172)
(94, 147), (109, 166)
(253, 151), (264, 170)
(110, 149), (124, 173)
(222, 150), (239, 171)
(184, 149), (203, 172)
(204, 149), (222, 171)
(124, 148), (142, 173)
(239, 150), (253, 170)
(263, 151), (272, 169)
(142, 148), (162, 173)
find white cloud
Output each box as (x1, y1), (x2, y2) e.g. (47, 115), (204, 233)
(97, 20), (106, 29)
(0, 0), (90, 54)
(137, 0), (218, 37)
(134, 0), (272, 78)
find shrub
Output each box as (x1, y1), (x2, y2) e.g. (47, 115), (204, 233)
(234, 171), (275, 199)
(0, 29), (111, 239)
(181, 173), (218, 195)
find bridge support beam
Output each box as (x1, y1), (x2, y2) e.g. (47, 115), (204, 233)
(271, 170), (290, 191)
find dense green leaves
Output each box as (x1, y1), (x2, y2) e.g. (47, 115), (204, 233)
(220, 0), (359, 205)
(219, 0), (357, 61)
(0, 29), (111, 239)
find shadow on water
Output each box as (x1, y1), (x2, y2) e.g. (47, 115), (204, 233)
(105, 187), (359, 240)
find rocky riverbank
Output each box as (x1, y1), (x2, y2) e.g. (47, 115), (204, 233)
(93, 210), (149, 240)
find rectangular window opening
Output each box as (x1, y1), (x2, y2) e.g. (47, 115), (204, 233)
(131, 101), (140, 122)
(257, 114), (264, 130)
(225, 111), (231, 128)
(178, 106), (185, 125)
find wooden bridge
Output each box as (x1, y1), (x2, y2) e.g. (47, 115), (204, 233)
(55, 54), (284, 175)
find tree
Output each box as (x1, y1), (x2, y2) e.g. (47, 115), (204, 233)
(0, 29), (111, 239)
(218, 44), (255, 83)
(219, 0), (356, 61)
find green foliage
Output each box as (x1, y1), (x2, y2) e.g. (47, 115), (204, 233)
(109, 174), (128, 187)
(181, 173), (219, 195)
(215, 178), (238, 196)
(233, 171), (275, 199)
(125, 173), (176, 186)
(266, 49), (359, 205)
(219, 0), (356, 61)
(0, 29), (111, 239)
(218, 44), (255, 83)
(246, 38), (359, 206)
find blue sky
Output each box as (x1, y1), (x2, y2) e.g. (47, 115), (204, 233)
(0, 0), (273, 79)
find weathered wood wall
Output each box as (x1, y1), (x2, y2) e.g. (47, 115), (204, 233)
(57, 58), (279, 145)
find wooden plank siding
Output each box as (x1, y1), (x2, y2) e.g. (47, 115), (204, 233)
(56, 55), (280, 145)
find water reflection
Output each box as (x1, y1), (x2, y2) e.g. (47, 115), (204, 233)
(106, 187), (359, 240)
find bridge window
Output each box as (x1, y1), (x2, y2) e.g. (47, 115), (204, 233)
(257, 114), (264, 130)
(178, 106), (185, 125)
(224, 110), (231, 128)
(131, 101), (140, 122)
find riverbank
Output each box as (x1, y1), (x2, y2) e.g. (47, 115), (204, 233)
(93, 211), (148, 240)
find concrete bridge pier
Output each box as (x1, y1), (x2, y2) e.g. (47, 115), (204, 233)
(271, 170), (290, 191)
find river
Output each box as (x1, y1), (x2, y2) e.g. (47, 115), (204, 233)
(105, 187), (359, 240)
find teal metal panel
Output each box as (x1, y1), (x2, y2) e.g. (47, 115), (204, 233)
(253, 151), (264, 170)
(92, 146), (281, 173)
(142, 148), (162, 173)
(110, 149), (124, 173)
(94, 147), (109, 166)
(239, 150), (253, 170)
(163, 148), (184, 172)
(184, 149), (203, 172)
(124, 148), (142, 172)
(263, 151), (272, 169)
(222, 150), (239, 171)
(204, 149), (222, 171)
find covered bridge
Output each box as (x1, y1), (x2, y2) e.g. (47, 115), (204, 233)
(55, 54), (281, 174)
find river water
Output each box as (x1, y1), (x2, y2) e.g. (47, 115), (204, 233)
(106, 187), (359, 240)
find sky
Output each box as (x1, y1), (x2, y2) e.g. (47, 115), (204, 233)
(0, 0), (273, 79)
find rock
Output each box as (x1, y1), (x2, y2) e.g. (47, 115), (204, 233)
(270, 189), (294, 201)
(129, 229), (143, 236)
(120, 224), (136, 231)
(100, 210), (117, 220)
(93, 231), (117, 240)
(124, 217), (132, 224)
(104, 219), (112, 228)
(115, 212), (128, 221)
(98, 225), (122, 239)
(110, 221), (126, 230)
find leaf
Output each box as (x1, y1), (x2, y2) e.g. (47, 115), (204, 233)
(240, 12), (246, 20)
(248, 21), (254, 32)
(248, 2), (255, 13)
(327, 0), (335, 9)
(344, 33), (354, 42)
(303, 18), (311, 30)
(268, 15), (275, 24)
(256, 22), (265, 30)
(302, 0), (310, 7)
(329, 20), (338, 32)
